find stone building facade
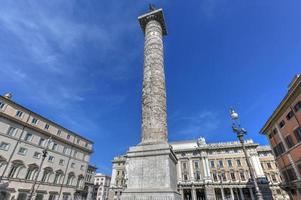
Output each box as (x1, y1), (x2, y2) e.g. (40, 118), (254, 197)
(94, 173), (111, 200)
(261, 74), (301, 200)
(108, 156), (126, 200)
(0, 94), (94, 200)
(109, 138), (289, 200)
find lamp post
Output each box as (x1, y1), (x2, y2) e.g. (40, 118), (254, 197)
(229, 108), (263, 200)
(27, 137), (52, 200)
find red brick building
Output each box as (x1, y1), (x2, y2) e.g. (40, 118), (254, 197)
(261, 74), (301, 200)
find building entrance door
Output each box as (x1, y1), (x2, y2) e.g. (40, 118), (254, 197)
(196, 189), (205, 200)
(183, 189), (192, 200)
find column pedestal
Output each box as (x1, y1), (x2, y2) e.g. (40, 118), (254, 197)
(121, 143), (181, 200)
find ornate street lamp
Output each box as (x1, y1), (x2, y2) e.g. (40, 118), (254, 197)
(27, 137), (53, 200)
(229, 108), (264, 200)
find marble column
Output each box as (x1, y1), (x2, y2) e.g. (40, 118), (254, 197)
(189, 159), (195, 181)
(205, 158), (211, 178)
(249, 188), (255, 200)
(177, 161), (182, 181)
(179, 188), (184, 199)
(239, 188), (245, 200)
(192, 188), (197, 200)
(230, 188), (235, 200)
(201, 157), (208, 178)
(221, 188), (225, 200)
(140, 6), (167, 145)
(121, 8), (181, 200)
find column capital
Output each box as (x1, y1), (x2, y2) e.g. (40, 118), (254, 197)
(138, 8), (167, 35)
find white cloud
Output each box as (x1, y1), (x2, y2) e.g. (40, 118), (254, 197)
(171, 110), (220, 139)
(0, 1), (138, 110)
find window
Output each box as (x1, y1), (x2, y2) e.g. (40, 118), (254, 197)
(210, 160), (215, 167)
(67, 173), (75, 185)
(0, 101), (5, 109)
(17, 193), (27, 200)
(71, 163), (75, 168)
(38, 138), (45, 146)
(267, 162), (272, 169)
(59, 159), (65, 166)
(273, 128), (278, 135)
(0, 142), (10, 150)
(33, 152), (41, 159)
(183, 174), (188, 181)
(271, 174), (277, 182)
(67, 134), (70, 139)
(18, 147), (27, 155)
(73, 151), (77, 157)
(44, 124), (50, 130)
(62, 194), (69, 200)
(48, 156), (55, 162)
(213, 173), (218, 181)
(273, 142), (285, 157)
(63, 147), (67, 154)
(294, 101), (301, 112)
(227, 160), (232, 167)
(285, 135), (295, 148)
(31, 118), (38, 125)
(279, 120), (285, 128)
(286, 111), (294, 120)
(221, 172), (226, 181)
(195, 171), (201, 180)
(287, 168), (297, 181)
(52, 143), (58, 151)
(218, 160), (223, 167)
(230, 172), (236, 181)
(57, 129), (61, 136)
(85, 142), (88, 148)
(294, 127), (301, 142)
(7, 127), (16, 137)
(240, 172), (246, 181)
(54, 171), (63, 184)
(24, 133), (33, 142)
(77, 138), (80, 144)
(194, 161), (199, 169)
(35, 194), (43, 200)
(25, 167), (37, 180)
(15, 110), (23, 118)
(237, 159), (241, 167)
(48, 194), (57, 200)
(182, 162), (187, 170)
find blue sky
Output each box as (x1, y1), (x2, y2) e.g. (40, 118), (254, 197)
(0, 1), (300, 174)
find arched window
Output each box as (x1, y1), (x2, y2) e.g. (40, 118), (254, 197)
(53, 170), (64, 184)
(294, 101), (301, 112)
(8, 160), (25, 178)
(25, 164), (39, 180)
(41, 167), (53, 182)
(66, 172), (75, 186)
(76, 174), (84, 188)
